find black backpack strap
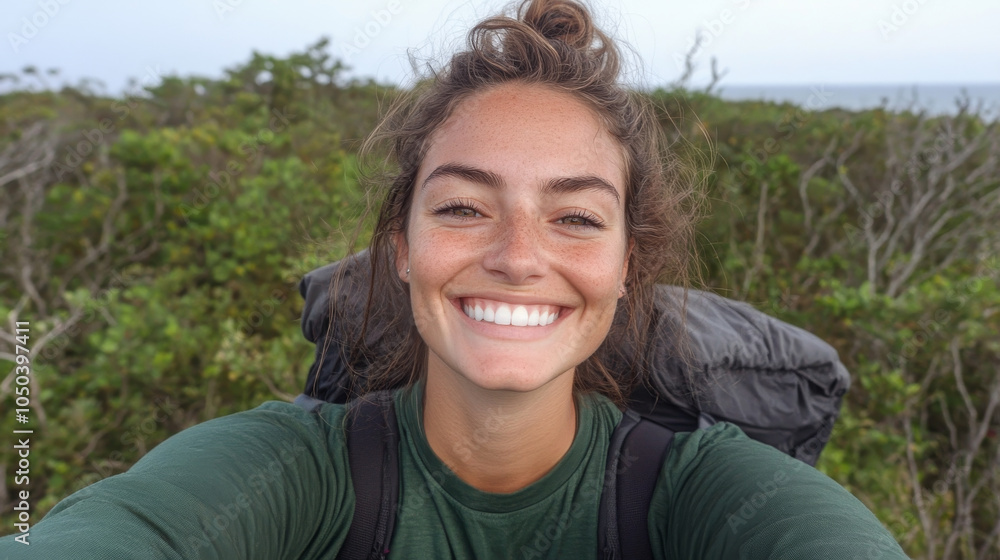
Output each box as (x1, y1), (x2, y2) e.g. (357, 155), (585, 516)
(598, 410), (675, 560)
(293, 392), (327, 413)
(334, 391), (400, 560)
(293, 391), (399, 559)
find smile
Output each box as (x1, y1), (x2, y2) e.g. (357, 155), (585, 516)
(460, 297), (560, 327)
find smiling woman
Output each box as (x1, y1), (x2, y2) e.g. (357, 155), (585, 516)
(399, 83), (633, 493)
(0, 0), (911, 559)
(351, 0), (697, 412)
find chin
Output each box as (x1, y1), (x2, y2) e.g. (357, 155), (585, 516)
(431, 349), (575, 394)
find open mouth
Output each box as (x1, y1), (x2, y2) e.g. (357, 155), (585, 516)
(459, 297), (560, 327)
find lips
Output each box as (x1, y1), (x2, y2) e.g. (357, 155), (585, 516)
(460, 297), (560, 327)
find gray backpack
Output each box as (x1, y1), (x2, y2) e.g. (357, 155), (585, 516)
(297, 251), (849, 466)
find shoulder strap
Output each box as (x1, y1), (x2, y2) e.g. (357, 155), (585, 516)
(293, 392), (327, 413)
(598, 410), (675, 560)
(336, 391), (400, 560)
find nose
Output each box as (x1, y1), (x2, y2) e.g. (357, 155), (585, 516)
(482, 209), (546, 284)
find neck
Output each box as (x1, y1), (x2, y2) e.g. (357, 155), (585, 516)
(422, 368), (578, 494)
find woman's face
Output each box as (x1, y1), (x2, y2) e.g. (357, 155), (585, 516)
(395, 83), (630, 394)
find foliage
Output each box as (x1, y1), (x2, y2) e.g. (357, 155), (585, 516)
(654, 87), (1000, 558)
(2, 40), (998, 558)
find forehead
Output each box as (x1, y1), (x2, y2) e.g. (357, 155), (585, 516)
(419, 83), (627, 194)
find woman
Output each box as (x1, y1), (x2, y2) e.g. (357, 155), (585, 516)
(1, 0), (909, 558)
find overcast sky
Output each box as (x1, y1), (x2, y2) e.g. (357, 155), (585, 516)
(4, 0), (999, 95)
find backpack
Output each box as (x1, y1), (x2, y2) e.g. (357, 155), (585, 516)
(294, 251), (850, 557)
(294, 391), (674, 560)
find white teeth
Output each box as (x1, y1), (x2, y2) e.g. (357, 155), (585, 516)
(462, 299), (559, 327)
(527, 308), (540, 326)
(494, 305), (512, 325)
(511, 306), (529, 326)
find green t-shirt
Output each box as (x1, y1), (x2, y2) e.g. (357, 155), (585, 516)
(0, 385), (909, 559)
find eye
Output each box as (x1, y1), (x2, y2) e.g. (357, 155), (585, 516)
(449, 207), (479, 218)
(432, 199), (484, 220)
(557, 211), (606, 230)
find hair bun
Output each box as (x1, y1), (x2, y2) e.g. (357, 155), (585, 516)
(521, 0), (595, 50)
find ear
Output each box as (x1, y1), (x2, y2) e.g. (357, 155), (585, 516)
(393, 230), (410, 283)
(621, 237), (634, 287)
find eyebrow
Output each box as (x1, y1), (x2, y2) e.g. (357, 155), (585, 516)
(421, 163), (621, 206)
(421, 163), (504, 190)
(542, 175), (620, 206)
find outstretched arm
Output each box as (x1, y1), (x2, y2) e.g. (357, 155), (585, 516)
(651, 423), (909, 560)
(0, 402), (353, 560)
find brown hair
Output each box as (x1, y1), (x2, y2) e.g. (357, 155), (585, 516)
(331, 0), (700, 407)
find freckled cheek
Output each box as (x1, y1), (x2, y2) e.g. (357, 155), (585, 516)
(410, 228), (485, 265)
(558, 245), (627, 298)
(406, 228), (486, 301)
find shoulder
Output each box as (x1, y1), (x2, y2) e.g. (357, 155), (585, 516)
(658, 422), (825, 513)
(649, 423), (909, 559)
(667, 421), (786, 468)
(127, 399), (352, 479)
(164, 399), (349, 443)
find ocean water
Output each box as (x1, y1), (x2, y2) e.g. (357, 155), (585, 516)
(715, 84), (1000, 119)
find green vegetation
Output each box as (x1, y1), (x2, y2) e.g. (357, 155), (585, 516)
(2, 39), (998, 558)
